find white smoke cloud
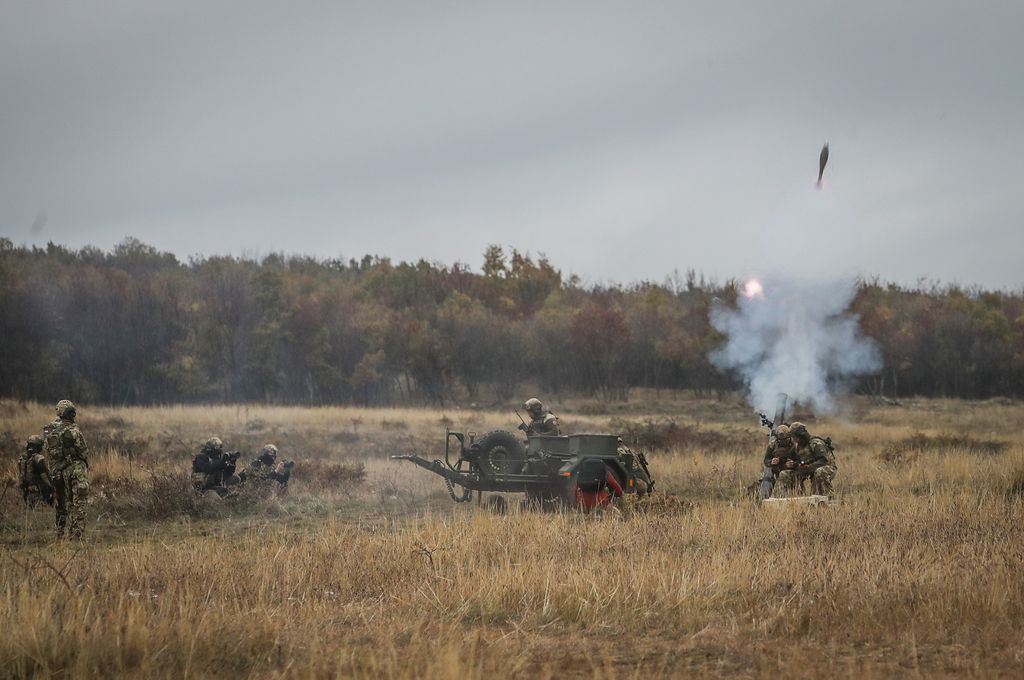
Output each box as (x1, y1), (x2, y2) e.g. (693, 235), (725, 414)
(710, 276), (880, 414)
(709, 186), (881, 414)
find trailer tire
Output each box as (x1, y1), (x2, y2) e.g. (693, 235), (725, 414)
(475, 430), (526, 476)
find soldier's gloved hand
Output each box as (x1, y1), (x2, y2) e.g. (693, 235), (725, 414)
(517, 423), (528, 432)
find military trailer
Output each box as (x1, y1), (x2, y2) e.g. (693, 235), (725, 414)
(392, 428), (654, 510)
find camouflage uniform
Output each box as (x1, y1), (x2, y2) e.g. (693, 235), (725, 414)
(791, 422), (837, 496)
(45, 400), (89, 538)
(239, 444), (292, 491)
(18, 435), (55, 506)
(520, 398), (560, 436)
(191, 437), (240, 495)
(760, 425), (799, 499)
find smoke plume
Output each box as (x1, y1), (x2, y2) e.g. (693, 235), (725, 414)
(710, 276), (880, 414)
(709, 181), (881, 414)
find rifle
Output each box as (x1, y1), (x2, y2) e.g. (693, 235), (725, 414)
(209, 450), (241, 485)
(515, 409), (530, 432)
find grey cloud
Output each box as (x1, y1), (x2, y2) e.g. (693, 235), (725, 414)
(1, 1), (1022, 287)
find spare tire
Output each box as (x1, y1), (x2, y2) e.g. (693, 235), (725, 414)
(474, 430), (526, 476)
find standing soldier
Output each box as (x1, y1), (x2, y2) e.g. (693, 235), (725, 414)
(760, 424), (800, 499)
(790, 422), (837, 497)
(19, 434), (55, 506)
(44, 399), (89, 539)
(519, 398), (560, 436)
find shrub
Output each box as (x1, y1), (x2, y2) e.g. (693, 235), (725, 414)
(609, 417), (746, 453)
(1007, 464), (1024, 499)
(92, 472), (199, 521)
(289, 460), (367, 492)
(878, 433), (1007, 466)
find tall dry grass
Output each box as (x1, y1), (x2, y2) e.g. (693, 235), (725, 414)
(1, 396), (1024, 677)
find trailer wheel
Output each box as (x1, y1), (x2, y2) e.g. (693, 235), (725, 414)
(475, 430), (526, 476)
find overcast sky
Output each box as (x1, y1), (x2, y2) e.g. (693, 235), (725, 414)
(2, 1), (1022, 288)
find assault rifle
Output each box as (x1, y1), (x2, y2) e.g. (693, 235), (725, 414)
(216, 450), (241, 485)
(515, 409), (530, 432)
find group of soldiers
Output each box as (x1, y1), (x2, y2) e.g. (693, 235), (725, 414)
(759, 421), (838, 500)
(16, 395), (836, 535)
(15, 398), (298, 540)
(519, 397), (838, 501)
(17, 399), (90, 539)
(190, 437), (293, 497)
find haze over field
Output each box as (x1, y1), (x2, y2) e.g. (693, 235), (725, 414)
(2, 2), (1023, 288)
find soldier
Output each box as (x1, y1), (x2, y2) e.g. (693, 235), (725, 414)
(519, 398), (560, 436)
(191, 437), (241, 495)
(238, 444), (293, 490)
(44, 399), (89, 539)
(759, 424), (800, 499)
(18, 434), (55, 506)
(790, 422), (837, 497)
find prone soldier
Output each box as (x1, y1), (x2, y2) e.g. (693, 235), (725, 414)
(19, 434), (55, 506)
(44, 399), (89, 539)
(191, 437), (241, 496)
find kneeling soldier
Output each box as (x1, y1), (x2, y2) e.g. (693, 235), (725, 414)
(191, 437), (241, 495)
(239, 444), (293, 490)
(760, 424), (800, 499)
(790, 422), (837, 497)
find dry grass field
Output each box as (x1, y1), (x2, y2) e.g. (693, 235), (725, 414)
(2, 395), (1024, 678)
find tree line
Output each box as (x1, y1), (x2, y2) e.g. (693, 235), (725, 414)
(1, 237), (1022, 405)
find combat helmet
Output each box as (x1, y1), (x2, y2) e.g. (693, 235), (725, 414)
(255, 444), (277, 466)
(26, 434), (44, 451)
(789, 422), (809, 440)
(523, 398), (544, 416)
(203, 437), (224, 454)
(774, 424), (792, 444)
(55, 399), (76, 420)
